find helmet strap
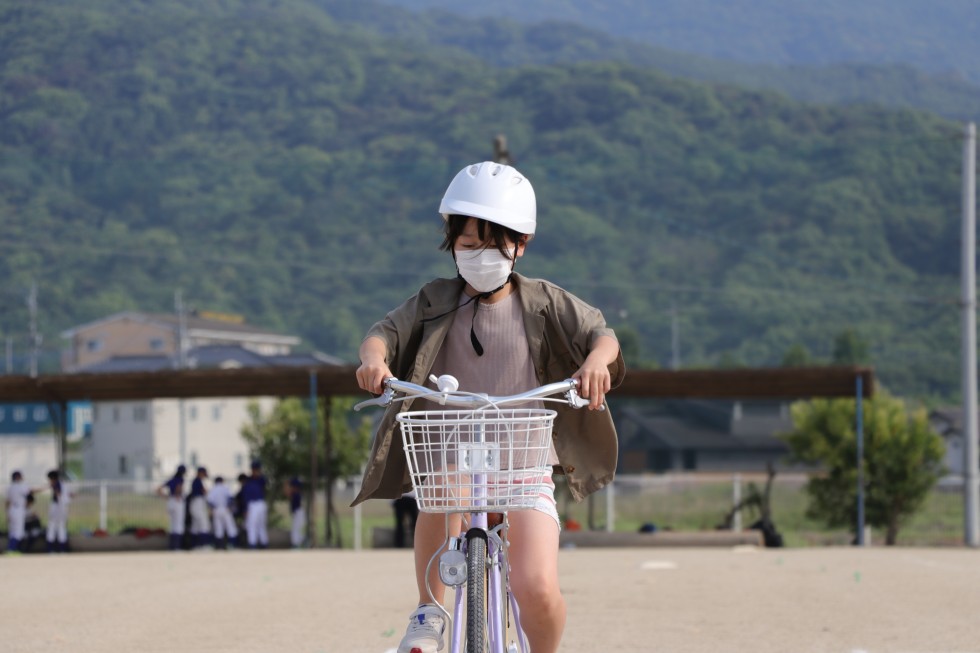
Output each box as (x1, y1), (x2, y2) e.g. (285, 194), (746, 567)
(420, 274), (513, 357)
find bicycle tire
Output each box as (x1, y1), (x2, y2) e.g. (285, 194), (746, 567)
(466, 532), (488, 653)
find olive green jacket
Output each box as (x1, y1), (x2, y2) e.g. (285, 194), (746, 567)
(350, 273), (626, 506)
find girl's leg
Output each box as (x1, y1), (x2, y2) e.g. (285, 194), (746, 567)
(413, 511), (461, 605)
(506, 509), (565, 653)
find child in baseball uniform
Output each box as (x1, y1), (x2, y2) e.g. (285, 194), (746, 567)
(207, 476), (237, 549)
(5, 471), (35, 553)
(157, 464), (187, 550)
(45, 469), (72, 553)
(243, 460), (268, 549)
(286, 477), (304, 548)
(188, 466), (211, 548)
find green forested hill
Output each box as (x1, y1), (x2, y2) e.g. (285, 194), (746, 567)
(0, 0), (965, 399)
(384, 0), (980, 83)
(326, 0), (980, 121)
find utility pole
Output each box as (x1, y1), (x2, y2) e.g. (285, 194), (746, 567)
(670, 304), (681, 370)
(175, 290), (189, 466)
(175, 290), (189, 369)
(962, 121), (979, 547)
(309, 370), (318, 548)
(28, 280), (40, 378)
(5, 336), (12, 374)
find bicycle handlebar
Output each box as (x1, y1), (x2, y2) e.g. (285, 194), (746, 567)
(353, 374), (597, 411)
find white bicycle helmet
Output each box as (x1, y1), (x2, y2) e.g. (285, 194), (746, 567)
(439, 161), (536, 235)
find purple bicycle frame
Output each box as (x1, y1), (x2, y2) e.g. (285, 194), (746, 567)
(448, 466), (529, 652)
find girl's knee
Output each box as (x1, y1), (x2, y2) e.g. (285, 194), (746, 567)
(510, 571), (563, 608)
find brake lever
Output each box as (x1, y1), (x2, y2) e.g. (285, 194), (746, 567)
(566, 384), (606, 411)
(353, 386), (395, 411)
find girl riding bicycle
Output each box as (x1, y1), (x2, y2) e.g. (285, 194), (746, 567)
(354, 161), (624, 653)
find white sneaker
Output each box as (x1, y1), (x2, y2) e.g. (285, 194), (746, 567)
(397, 604), (446, 653)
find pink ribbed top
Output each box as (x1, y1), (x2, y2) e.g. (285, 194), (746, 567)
(429, 290), (558, 464)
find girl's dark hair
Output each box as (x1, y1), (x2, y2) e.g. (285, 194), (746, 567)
(439, 214), (529, 259)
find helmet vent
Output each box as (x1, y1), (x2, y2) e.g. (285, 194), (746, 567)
(467, 165), (480, 177)
(491, 164), (502, 176)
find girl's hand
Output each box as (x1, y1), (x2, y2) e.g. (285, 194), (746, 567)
(572, 358), (611, 410)
(356, 359), (393, 395)
(357, 336), (392, 395)
(572, 335), (620, 410)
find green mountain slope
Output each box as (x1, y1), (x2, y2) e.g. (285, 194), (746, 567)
(383, 0), (980, 83)
(324, 0), (980, 121)
(0, 0), (965, 399)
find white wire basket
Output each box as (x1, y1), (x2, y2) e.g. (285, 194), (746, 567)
(396, 407), (557, 513)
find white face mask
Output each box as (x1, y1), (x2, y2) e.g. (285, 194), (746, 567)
(454, 247), (515, 293)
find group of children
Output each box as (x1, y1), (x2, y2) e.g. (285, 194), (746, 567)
(4, 469), (73, 553)
(156, 460), (305, 551)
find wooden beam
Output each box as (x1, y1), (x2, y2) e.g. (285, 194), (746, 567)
(0, 365), (874, 403)
(616, 366), (874, 399)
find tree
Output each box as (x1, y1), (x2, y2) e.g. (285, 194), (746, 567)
(782, 393), (945, 544)
(241, 395), (373, 540)
(613, 324), (646, 369)
(832, 328), (870, 365)
(717, 351), (746, 369)
(781, 343), (813, 367)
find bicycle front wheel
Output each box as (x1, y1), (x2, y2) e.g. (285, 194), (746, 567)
(466, 531), (488, 653)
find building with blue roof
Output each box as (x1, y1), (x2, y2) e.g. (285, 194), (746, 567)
(59, 312), (342, 481)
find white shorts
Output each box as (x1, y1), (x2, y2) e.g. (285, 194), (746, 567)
(420, 471), (561, 529)
(525, 475), (560, 530)
(489, 474), (560, 530)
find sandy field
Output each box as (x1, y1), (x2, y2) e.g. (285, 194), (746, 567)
(2, 546), (979, 653)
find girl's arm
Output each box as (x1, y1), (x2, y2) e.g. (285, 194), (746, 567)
(572, 335), (620, 411)
(356, 336), (393, 395)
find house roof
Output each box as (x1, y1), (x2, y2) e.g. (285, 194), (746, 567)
(618, 405), (790, 452)
(60, 311), (299, 343)
(79, 355), (176, 374)
(929, 406), (962, 436)
(76, 345), (341, 374)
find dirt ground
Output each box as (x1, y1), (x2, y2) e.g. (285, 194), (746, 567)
(2, 546), (978, 653)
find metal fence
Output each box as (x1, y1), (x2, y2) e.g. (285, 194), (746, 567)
(1, 479), (167, 535)
(336, 472), (967, 549)
(1, 473), (968, 548)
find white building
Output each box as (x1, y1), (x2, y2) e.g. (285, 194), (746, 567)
(0, 403), (65, 483)
(82, 397), (275, 482)
(0, 435), (58, 483)
(61, 310), (343, 481)
(930, 407), (965, 476)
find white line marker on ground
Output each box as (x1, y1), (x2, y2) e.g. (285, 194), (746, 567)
(641, 560), (678, 571)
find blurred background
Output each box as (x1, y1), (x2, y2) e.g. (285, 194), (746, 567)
(1, 0), (977, 549)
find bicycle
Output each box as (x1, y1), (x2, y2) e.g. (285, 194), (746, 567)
(355, 374), (592, 653)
